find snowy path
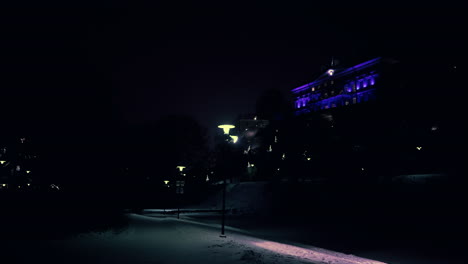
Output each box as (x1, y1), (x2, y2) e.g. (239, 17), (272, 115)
(2, 214), (387, 264)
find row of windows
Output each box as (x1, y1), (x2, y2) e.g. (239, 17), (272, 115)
(296, 91), (376, 110)
(310, 80), (334, 92)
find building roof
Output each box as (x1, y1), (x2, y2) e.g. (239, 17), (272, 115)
(291, 57), (382, 94)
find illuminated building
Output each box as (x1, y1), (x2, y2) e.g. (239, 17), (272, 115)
(291, 57), (396, 115)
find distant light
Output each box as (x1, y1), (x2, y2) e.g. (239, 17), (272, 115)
(164, 180), (170, 184)
(307, 157), (311, 161)
(327, 69), (335, 76)
(282, 153), (286, 160)
(27, 183), (30, 186)
(0, 160), (6, 165)
(176, 166), (186, 172)
(277, 168), (280, 171)
(247, 162), (255, 168)
(453, 65), (456, 69)
(206, 175), (209, 182)
(431, 126), (438, 131)
(416, 146), (422, 150)
(26, 170), (31, 174)
(218, 124), (235, 134)
(361, 168), (365, 171)
(18, 185), (21, 188)
(267, 145), (273, 152)
(2, 184), (6, 187)
(229, 135), (239, 143)
(254, 116), (257, 120)
(274, 136), (278, 143)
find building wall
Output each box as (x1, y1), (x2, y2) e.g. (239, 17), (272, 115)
(292, 58), (385, 115)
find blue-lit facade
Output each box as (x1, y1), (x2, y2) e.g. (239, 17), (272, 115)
(292, 58), (382, 115)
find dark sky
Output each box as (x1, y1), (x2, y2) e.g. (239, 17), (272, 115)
(1, 2), (463, 137)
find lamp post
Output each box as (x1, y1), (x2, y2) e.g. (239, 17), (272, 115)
(217, 124), (236, 237)
(175, 165), (186, 219)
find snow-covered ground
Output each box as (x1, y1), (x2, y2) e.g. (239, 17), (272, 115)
(2, 213), (389, 264)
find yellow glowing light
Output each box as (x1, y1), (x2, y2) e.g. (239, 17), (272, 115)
(27, 183), (31, 186)
(416, 146), (422, 150)
(2, 184), (6, 187)
(176, 166), (186, 172)
(0, 160), (6, 164)
(229, 135), (238, 143)
(164, 180), (170, 184)
(26, 170), (31, 174)
(218, 124), (235, 134)
(307, 157), (311, 161)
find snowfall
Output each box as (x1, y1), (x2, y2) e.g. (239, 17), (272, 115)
(3, 213), (390, 264)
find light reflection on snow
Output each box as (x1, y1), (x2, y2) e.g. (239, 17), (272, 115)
(252, 241), (387, 264)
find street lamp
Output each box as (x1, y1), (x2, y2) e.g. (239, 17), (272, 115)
(217, 123), (235, 237)
(218, 124), (235, 135)
(229, 135), (239, 143)
(175, 165), (186, 219)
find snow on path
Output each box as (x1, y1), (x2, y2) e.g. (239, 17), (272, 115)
(2, 214), (387, 264)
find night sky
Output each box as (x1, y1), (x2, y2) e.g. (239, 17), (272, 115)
(1, 2), (463, 137)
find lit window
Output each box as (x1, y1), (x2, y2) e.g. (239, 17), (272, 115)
(311, 87), (315, 91)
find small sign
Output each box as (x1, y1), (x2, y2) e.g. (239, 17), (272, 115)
(176, 180), (185, 194)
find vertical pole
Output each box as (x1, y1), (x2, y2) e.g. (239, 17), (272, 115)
(221, 172), (226, 236)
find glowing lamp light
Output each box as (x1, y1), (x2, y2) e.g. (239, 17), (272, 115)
(26, 170), (31, 174)
(307, 157), (311, 161)
(164, 180), (170, 185)
(0, 160), (6, 165)
(2, 184), (6, 187)
(416, 146), (422, 151)
(229, 135), (238, 143)
(218, 124), (235, 134)
(27, 183), (31, 186)
(327, 69), (335, 76)
(176, 166), (186, 172)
